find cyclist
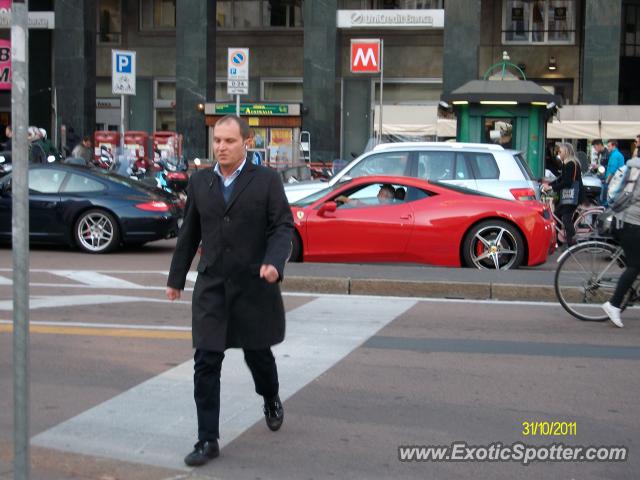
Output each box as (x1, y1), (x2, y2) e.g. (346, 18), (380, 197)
(602, 156), (640, 328)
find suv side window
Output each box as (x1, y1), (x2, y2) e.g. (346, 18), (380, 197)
(348, 152), (410, 178)
(466, 152), (499, 180)
(417, 151), (455, 180)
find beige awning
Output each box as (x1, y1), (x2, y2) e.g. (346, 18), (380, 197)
(372, 105), (455, 137)
(547, 105), (640, 139)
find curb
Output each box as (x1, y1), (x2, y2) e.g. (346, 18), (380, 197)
(282, 276), (560, 302)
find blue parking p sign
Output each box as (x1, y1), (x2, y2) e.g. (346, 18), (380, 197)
(112, 49), (136, 95)
(116, 54), (132, 73)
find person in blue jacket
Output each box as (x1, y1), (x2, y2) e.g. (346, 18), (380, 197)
(603, 140), (626, 206)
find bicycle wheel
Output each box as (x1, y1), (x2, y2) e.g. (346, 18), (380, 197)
(554, 241), (626, 321)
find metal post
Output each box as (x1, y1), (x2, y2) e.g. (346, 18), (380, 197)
(378, 40), (384, 145)
(11, 1), (30, 479)
(120, 94), (125, 152)
(236, 94), (240, 117)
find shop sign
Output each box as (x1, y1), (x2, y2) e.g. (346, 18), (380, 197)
(337, 9), (444, 29)
(0, 0), (55, 30)
(212, 103), (296, 116)
(0, 39), (9, 90)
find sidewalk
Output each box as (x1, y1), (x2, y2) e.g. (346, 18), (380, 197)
(282, 251), (562, 302)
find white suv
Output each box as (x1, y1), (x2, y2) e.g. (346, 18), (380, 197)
(285, 142), (540, 203)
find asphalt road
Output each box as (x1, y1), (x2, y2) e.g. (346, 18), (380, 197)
(0, 241), (638, 480)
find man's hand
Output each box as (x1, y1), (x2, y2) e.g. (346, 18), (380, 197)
(166, 287), (182, 300)
(260, 264), (280, 283)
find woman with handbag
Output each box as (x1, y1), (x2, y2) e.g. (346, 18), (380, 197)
(542, 142), (584, 246)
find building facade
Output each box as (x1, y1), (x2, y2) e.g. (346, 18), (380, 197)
(2, 0), (638, 162)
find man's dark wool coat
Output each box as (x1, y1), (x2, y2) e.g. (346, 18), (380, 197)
(167, 162), (294, 352)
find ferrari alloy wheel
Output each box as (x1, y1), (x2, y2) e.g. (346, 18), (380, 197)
(74, 209), (120, 253)
(463, 220), (525, 270)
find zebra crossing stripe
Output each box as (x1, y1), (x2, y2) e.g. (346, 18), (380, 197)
(31, 295), (417, 471)
(51, 271), (143, 289)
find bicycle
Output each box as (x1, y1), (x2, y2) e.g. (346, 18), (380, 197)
(540, 189), (604, 244)
(554, 238), (640, 321)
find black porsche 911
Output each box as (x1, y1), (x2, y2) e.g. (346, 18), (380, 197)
(0, 163), (184, 253)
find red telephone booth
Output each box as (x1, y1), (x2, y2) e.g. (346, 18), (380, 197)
(152, 131), (183, 163)
(124, 131), (150, 170)
(93, 131), (120, 168)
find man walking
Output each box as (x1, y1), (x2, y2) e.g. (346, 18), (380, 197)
(166, 115), (293, 467)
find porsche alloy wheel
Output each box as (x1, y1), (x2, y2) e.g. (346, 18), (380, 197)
(463, 220), (525, 270)
(74, 209), (120, 253)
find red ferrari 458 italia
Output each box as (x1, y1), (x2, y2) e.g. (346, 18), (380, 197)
(289, 176), (556, 270)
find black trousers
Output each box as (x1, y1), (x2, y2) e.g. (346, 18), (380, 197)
(558, 205), (578, 245)
(193, 348), (279, 441)
(611, 222), (640, 308)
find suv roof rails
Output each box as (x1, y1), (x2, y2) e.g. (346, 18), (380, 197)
(373, 142), (505, 151)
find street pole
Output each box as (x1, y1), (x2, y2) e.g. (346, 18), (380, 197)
(236, 94), (240, 117)
(378, 40), (384, 145)
(11, 1), (30, 479)
(120, 94), (125, 153)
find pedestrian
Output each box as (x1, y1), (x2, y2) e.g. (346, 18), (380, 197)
(592, 139), (609, 204)
(27, 126), (46, 164)
(39, 128), (62, 161)
(603, 140), (626, 206)
(542, 142), (584, 246)
(633, 134), (640, 158)
(602, 156), (640, 328)
(2, 125), (11, 151)
(71, 135), (93, 163)
(165, 114), (294, 467)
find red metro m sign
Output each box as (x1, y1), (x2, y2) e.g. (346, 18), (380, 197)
(350, 39), (381, 73)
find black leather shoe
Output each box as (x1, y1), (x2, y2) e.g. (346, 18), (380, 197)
(184, 440), (220, 467)
(264, 395), (284, 431)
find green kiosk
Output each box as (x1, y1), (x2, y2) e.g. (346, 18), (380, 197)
(440, 54), (561, 178)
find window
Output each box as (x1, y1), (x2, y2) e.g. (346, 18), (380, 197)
(502, 0), (575, 44)
(465, 153), (499, 180)
(217, 0), (302, 29)
(484, 118), (514, 149)
(154, 79), (176, 131)
(262, 79), (303, 102)
(29, 169), (65, 194)
(140, 0), (176, 31)
(417, 151), (456, 180)
(348, 152), (411, 178)
(374, 80), (443, 105)
(97, 0), (122, 45)
(216, 80), (235, 101)
(63, 175), (105, 193)
(623, 3), (640, 57)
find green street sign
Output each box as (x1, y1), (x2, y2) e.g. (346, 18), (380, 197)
(213, 103), (292, 116)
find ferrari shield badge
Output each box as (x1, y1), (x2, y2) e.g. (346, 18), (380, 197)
(296, 211), (304, 220)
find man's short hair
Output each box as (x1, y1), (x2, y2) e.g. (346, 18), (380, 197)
(83, 135), (91, 143)
(592, 139), (603, 146)
(216, 115), (250, 140)
(380, 183), (395, 195)
(607, 139), (618, 147)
